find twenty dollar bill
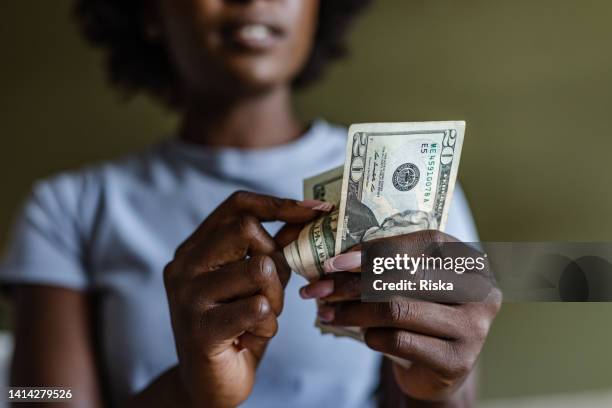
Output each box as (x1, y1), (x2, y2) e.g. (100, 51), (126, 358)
(284, 121), (466, 282)
(335, 121), (465, 254)
(283, 122), (466, 353)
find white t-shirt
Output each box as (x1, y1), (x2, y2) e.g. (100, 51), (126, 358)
(0, 120), (479, 407)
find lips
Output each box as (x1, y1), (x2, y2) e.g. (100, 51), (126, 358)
(220, 20), (285, 51)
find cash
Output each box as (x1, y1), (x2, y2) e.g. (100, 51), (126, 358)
(283, 121), (465, 348)
(283, 167), (343, 281)
(284, 121), (465, 280)
(335, 121), (465, 254)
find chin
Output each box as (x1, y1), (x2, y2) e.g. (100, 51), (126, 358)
(220, 55), (293, 92)
(182, 57), (295, 98)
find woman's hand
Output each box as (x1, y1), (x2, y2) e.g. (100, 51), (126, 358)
(163, 191), (323, 408)
(299, 231), (502, 404)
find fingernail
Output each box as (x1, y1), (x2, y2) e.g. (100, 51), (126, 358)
(323, 252), (362, 273)
(298, 200), (333, 212)
(312, 202), (334, 212)
(318, 305), (335, 323)
(298, 199), (327, 209)
(300, 280), (334, 299)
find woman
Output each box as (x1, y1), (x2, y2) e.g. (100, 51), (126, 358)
(1, 0), (500, 407)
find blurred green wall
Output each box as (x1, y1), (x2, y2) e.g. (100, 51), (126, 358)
(2, 0), (612, 401)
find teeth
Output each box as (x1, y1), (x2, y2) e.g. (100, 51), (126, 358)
(238, 24), (272, 42)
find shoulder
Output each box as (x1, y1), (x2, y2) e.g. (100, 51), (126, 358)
(34, 143), (165, 193)
(0, 146), (163, 290)
(23, 144), (167, 232)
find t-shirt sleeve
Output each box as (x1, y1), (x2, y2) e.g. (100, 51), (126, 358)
(0, 175), (90, 290)
(445, 183), (480, 243)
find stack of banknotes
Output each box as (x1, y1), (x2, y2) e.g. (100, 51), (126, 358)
(283, 121), (466, 343)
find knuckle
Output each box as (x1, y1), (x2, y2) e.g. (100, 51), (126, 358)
(257, 316), (279, 339)
(249, 255), (275, 287)
(268, 318), (280, 337)
(264, 196), (284, 213)
(379, 301), (410, 325)
(446, 344), (474, 378)
(389, 302), (404, 324)
(456, 355), (475, 377)
(229, 190), (252, 205)
(238, 214), (261, 239)
(489, 288), (503, 313)
(447, 361), (470, 379)
(390, 330), (412, 354)
(163, 261), (179, 289)
(472, 317), (491, 340)
(173, 240), (191, 258)
(186, 284), (214, 313)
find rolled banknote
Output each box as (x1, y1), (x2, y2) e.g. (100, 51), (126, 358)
(283, 167), (343, 281)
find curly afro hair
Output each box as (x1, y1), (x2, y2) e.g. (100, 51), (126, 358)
(74, 0), (372, 106)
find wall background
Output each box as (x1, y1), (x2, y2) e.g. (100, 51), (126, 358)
(2, 0), (612, 401)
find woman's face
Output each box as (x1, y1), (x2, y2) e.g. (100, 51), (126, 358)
(156, 0), (320, 98)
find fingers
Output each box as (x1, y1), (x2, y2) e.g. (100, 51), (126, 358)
(299, 273), (360, 301)
(203, 295), (278, 353)
(365, 328), (458, 376)
(166, 191), (332, 369)
(300, 279), (334, 299)
(320, 230), (455, 274)
(192, 255), (284, 315)
(175, 193), (333, 276)
(177, 214), (278, 277)
(268, 251), (293, 288)
(319, 300), (464, 340)
(366, 230), (459, 258)
(213, 214), (278, 257)
(323, 251), (362, 273)
(459, 287), (503, 335)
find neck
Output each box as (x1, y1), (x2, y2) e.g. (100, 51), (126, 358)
(180, 86), (304, 149)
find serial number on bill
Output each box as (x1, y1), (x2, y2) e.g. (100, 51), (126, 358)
(7, 387), (73, 401)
